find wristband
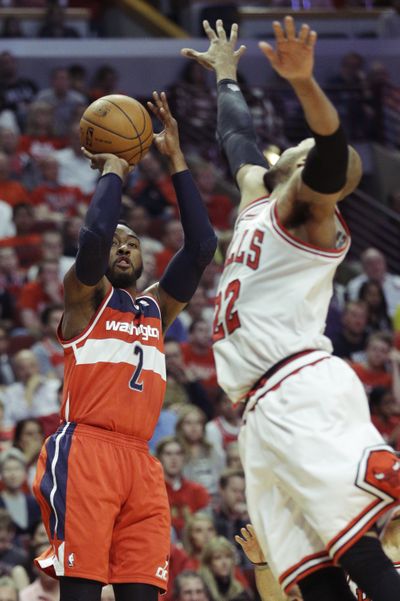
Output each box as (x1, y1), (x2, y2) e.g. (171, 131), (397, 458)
(252, 561), (268, 567)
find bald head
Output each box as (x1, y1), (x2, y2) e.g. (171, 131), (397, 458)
(13, 350), (39, 384)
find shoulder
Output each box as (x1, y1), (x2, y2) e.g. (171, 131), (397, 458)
(236, 165), (269, 212)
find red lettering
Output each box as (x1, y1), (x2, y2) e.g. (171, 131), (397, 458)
(247, 229), (264, 270)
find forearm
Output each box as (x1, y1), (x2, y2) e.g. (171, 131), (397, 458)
(166, 149), (187, 175)
(255, 565), (287, 601)
(290, 76), (339, 136)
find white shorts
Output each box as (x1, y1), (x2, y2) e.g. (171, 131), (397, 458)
(239, 351), (400, 594)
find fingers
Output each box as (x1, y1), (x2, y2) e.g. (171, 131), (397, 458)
(203, 19), (217, 41)
(284, 15), (296, 40)
(258, 41), (276, 65)
(234, 534), (244, 547)
(229, 22), (239, 45)
(234, 45), (246, 60)
(272, 20), (285, 43)
(215, 19), (227, 41)
(307, 30), (317, 48)
(298, 23), (310, 43)
(81, 147), (93, 160)
(180, 48), (201, 60)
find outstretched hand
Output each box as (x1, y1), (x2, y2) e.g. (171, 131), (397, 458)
(147, 91), (181, 159)
(259, 15), (317, 83)
(181, 20), (246, 79)
(235, 524), (266, 564)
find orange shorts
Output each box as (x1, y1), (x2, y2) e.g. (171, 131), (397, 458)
(33, 422), (171, 588)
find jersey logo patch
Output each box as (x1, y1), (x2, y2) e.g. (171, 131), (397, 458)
(105, 320), (159, 340)
(155, 559), (169, 581)
(356, 446), (400, 501)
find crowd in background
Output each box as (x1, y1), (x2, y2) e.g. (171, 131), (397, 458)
(0, 5), (398, 601)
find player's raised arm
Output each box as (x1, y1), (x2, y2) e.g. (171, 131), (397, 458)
(259, 16), (362, 207)
(181, 20), (269, 205)
(145, 91), (217, 332)
(62, 152), (131, 337)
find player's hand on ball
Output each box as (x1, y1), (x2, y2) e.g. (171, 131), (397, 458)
(235, 524), (266, 564)
(258, 16), (317, 82)
(81, 148), (132, 180)
(181, 20), (246, 75)
(147, 91), (181, 158)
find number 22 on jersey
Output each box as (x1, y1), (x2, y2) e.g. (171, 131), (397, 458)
(213, 279), (241, 342)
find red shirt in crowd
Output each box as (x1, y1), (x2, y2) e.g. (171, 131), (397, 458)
(0, 180), (30, 207)
(165, 478), (210, 539)
(17, 281), (63, 315)
(349, 362), (392, 394)
(31, 184), (85, 216)
(181, 342), (218, 391)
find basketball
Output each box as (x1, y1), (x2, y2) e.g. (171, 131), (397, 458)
(80, 94), (153, 166)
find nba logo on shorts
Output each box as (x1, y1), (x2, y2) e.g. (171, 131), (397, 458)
(68, 553), (75, 568)
(86, 127), (94, 148)
(155, 559), (168, 581)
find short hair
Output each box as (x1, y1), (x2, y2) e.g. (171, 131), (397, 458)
(219, 468), (245, 489)
(155, 435), (182, 458)
(367, 331), (393, 348)
(173, 570), (210, 600)
(0, 447), (27, 471)
(116, 220), (138, 238)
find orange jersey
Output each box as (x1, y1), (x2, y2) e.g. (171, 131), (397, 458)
(58, 287), (166, 439)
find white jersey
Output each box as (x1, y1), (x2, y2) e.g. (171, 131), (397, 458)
(212, 196), (350, 403)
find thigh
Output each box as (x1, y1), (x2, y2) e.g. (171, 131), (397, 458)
(109, 453), (171, 591)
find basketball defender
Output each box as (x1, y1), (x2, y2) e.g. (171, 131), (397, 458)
(33, 92), (217, 601)
(182, 18), (400, 601)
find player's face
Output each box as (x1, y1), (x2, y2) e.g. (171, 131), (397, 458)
(107, 225), (143, 288)
(210, 551), (233, 578)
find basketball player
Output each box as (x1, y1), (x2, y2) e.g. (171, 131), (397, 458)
(182, 17), (400, 601)
(32, 91), (217, 601)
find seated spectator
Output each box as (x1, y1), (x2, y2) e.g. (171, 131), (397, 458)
(0, 350), (59, 430)
(172, 570), (211, 601)
(378, 0), (400, 38)
(164, 339), (212, 418)
(12, 419), (45, 492)
(62, 215), (82, 258)
(0, 247), (25, 304)
(155, 220), (184, 278)
(0, 401), (13, 454)
(67, 64), (88, 99)
(179, 287), (214, 332)
(0, 52), (37, 130)
(20, 541), (59, 601)
(0, 204), (42, 271)
(129, 151), (177, 218)
(156, 436), (210, 541)
(206, 392), (241, 467)
(182, 319), (218, 399)
(28, 231), (74, 282)
(17, 259), (63, 337)
(89, 65), (120, 102)
(0, 327), (15, 387)
(349, 332), (393, 395)
(176, 405), (224, 499)
(0, 509), (29, 582)
(18, 101), (64, 164)
(225, 442), (242, 471)
(31, 305), (63, 379)
(182, 512), (217, 570)
(0, 152), (29, 208)
(55, 121), (98, 198)
(199, 537), (251, 601)
(0, 17), (24, 39)
(37, 3), (80, 39)
(358, 279), (392, 334)
(0, 449), (41, 541)
(149, 403), (177, 455)
(213, 470), (250, 570)
(30, 155), (86, 220)
(190, 160), (234, 232)
(35, 68), (85, 138)
(164, 546), (192, 601)
(0, 126), (25, 180)
(347, 248), (400, 318)
(0, 576), (19, 601)
(330, 300), (368, 361)
(369, 386), (400, 451)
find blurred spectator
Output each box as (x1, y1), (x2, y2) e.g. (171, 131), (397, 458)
(0, 350), (59, 429)
(0, 126), (26, 181)
(182, 512), (216, 570)
(347, 247), (400, 318)
(190, 160), (234, 232)
(20, 541), (59, 601)
(0, 326), (15, 386)
(31, 305), (63, 379)
(164, 339), (212, 418)
(67, 63), (88, 99)
(124, 203), (163, 257)
(199, 537), (251, 601)
(0, 508), (29, 578)
(349, 332), (393, 395)
(62, 215), (82, 258)
(35, 68), (86, 137)
(213, 470), (250, 570)
(89, 65), (120, 102)
(12, 419), (44, 491)
(179, 287), (214, 332)
(182, 320), (217, 398)
(18, 101), (64, 164)
(0, 201), (15, 240)
(206, 392), (241, 468)
(30, 154), (86, 220)
(358, 280), (392, 334)
(149, 401), (177, 454)
(0, 52), (37, 130)
(378, 0), (400, 38)
(172, 570), (211, 601)
(54, 121), (98, 197)
(326, 52), (373, 140)
(0, 285), (14, 330)
(129, 151), (177, 218)
(28, 230), (74, 282)
(156, 436), (210, 540)
(17, 259), (63, 336)
(0, 152), (29, 208)
(330, 300), (368, 361)
(369, 386), (400, 451)
(0, 204), (42, 271)
(0, 448), (41, 540)
(0, 400), (13, 455)
(0, 576), (18, 601)
(0, 247), (25, 303)
(225, 442), (242, 471)
(0, 17), (24, 39)
(37, 3), (80, 38)
(164, 545), (192, 601)
(155, 220), (184, 278)
(176, 405), (224, 499)
(366, 61), (392, 144)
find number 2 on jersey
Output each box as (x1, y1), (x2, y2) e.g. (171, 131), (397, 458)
(129, 343), (144, 391)
(213, 279), (241, 342)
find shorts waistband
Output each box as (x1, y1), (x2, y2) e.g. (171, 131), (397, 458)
(57, 422), (149, 452)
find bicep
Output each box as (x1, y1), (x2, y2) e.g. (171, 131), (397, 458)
(63, 265), (108, 307)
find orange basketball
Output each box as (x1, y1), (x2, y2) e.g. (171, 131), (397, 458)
(80, 94), (153, 166)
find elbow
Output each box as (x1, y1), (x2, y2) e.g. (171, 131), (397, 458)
(198, 234), (218, 268)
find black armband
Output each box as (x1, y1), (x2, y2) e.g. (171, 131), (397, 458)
(217, 79), (269, 179)
(302, 125), (349, 194)
(75, 173), (122, 286)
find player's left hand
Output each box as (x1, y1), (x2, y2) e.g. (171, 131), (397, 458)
(234, 524), (266, 564)
(259, 15), (317, 83)
(147, 91), (181, 158)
